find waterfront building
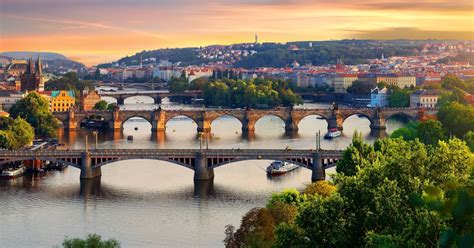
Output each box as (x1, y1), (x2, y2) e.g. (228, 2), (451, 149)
(331, 74), (358, 93)
(20, 56), (44, 92)
(80, 88), (101, 111)
(0, 91), (25, 111)
(369, 87), (388, 107)
(50, 90), (75, 112)
(410, 90), (439, 108)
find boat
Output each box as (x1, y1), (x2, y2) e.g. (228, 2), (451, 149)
(324, 128), (341, 139)
(1, 165), (25, 179)
(266, 161), (299, 176)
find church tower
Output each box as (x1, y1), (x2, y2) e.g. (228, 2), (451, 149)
(20, 55), (44, 92)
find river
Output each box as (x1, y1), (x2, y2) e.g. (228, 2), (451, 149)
(0, 96), (406, 247)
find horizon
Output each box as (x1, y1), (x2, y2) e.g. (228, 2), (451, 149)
(1, 0), (473, 66)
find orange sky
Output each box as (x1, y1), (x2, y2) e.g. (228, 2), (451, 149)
(1, 0), (473, 66)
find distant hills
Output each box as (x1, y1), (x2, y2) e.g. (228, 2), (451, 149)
(99, 40), (430, 68)
(0, 51), (85, 71)
(0, 51), (69, 60)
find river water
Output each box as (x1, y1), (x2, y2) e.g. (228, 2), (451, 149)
(0, 96), (405, 247)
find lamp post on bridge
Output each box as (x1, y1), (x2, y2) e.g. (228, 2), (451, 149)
(92, 130), (99, 150)
(315, 130), (321, 151)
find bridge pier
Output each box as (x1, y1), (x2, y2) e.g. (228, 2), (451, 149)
(116, 97), (125, 105)
(154, 96), (162, 104)
(196, 119), (211, 133)
(80, 152), (102, 179)
(369, 117), (386, 130)
(311, 153), (325, 182)
(194, 152), (214, 181)
(284, 119), (299, 132)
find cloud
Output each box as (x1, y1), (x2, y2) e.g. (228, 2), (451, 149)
(349, 27), (474, 40)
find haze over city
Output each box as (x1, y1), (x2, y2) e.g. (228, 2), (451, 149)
(1, 0), (473, 65)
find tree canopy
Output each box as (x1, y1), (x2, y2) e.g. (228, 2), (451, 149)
(0, 117), (34, 149)
(224, 137), (474, 248)
(61, 234), (120, 248)
(9, 92), (59, 138)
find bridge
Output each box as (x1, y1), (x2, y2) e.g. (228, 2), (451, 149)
(53, 106), (437, 133)
(0, 149), (343, 182)
(98, 90), (202, 104)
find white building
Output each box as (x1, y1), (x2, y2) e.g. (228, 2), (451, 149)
(369, 87), (388, 107)
(0, 91), (25, 111)
(410, 90), (439, 108)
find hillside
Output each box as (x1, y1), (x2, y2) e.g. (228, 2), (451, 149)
(100, 40), (426, 68)
(0, 51), (86, 71)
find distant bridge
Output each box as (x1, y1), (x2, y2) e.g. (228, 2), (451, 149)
(0, 149), (343, 181)
(53, 106), (437, 133)
(98, 90), (202, 104)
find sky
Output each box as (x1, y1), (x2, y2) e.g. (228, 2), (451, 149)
(0, 0), (473, 66)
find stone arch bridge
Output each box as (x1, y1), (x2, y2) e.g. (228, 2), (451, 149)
(53, 107), (437, 133)
(0, 149), (343, 182)
(99, 91), (202, 104)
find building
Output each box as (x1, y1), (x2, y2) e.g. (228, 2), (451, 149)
(410, 90), (439, 108)
(80, 88), (101, 111)
(20, 56), (44, 92)
(4, 59), (27, 78)
(50, 90), (75, 112)
(331, 74), (358, 93)
(369, 87), (388, 107)
(0, 91), (25, 111)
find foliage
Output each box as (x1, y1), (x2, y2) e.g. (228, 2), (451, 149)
(202, 78), (302, 108)
(225, 136), (474, 247)
(60, 234), (120, 248)
(168, 77), (189, 93)
(464, 131), (474, 152)
(303, 181), (337, 198)
(336, 132), (375, 176)
(388, 88), (412, 107)
(417, 119), (446, 145)
(346, 80), (376, 95)
(223, 208), (275, 248)
(93, 100), (109, 110)
(6, 118), (35, 149)
(267, 189), (305, 209)
(45, 72), (94, 102)
(390, 121), (419, 141)
(235, 40), (422, 68)
(9, 92), (59, 138)
(438, 101), (474, 138)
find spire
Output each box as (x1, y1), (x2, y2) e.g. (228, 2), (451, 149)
(26, 58), (34, 75)
(35, 53), (43, 75)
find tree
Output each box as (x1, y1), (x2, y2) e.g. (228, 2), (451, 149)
(441, 75), (466, 91)
(303, 181), (337, 198)
(224, 208), (275, 248)
(8, 118), (34, 149)
(417, 119), (446, 145)
(388, 89), (411, 107)
(437, 101), (474, 137)
(226, 136), (474, 247)
(390, 121), (419, 141)
(9, 92), (59, 138)
(169, 77), (188, 93)
(464, 131), (474, 152)
(336, 132), (375, 176)
(93, 100), (109, 110)
(346, 80), (376, 95)
(61, 234), (120, 248)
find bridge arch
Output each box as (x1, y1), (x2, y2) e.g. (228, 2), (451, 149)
(164, 114), (198, 127)
(385, 112), (416, 123)
(121, 115), (153, 129)
(254, 114), (287, 130)
(122, 95), (155, 104)
(209, 114), (243, 128)
(210, 157), (313, 170)
(91, 157), (195, 170)
(295, 114), (329, 129)
(342, 112), (374, 125)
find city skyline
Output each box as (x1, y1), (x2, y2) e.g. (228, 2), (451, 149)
(1, 0), (473, 66)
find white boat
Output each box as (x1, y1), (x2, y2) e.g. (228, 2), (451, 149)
(266, 161), (299, 176)
(324, 128), (341, 139)
(1, 166), (25, 179)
